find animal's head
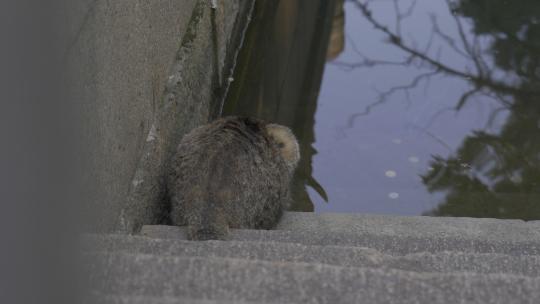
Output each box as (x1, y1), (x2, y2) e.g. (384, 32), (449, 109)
(266, 124), (300, 172)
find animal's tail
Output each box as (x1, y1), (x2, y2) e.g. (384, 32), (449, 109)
(186, 204), (229, 241)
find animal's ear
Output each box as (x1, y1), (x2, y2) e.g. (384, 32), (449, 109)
(266, 124), (300, 170)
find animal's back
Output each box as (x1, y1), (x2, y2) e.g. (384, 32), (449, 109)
(168, 117), (295, 240)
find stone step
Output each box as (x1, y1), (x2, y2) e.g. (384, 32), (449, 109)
(138, 225), (540, 256)
(87, 252), (540, 304)
(86, 293), (271, 304)
(85, 234), (540, 277)
(276, 212), (540, 243)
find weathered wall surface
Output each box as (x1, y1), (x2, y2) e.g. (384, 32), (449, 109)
(68, 0), (254, 232)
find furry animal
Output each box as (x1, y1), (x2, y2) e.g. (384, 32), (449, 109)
(168, 116), (300, 240)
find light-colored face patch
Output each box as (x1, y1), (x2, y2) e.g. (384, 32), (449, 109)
(266, 124), (300, 171)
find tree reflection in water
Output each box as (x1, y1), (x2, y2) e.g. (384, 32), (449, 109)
(222, 0), (336, 211)
(348, 0), (540, 219)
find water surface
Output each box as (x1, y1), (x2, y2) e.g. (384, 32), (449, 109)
(225, 0), (540, 220)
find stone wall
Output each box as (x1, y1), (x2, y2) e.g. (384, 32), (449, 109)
(67, 0), (254, 232)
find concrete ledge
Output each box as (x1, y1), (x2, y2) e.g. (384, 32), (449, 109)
(85, 234), (540, 276)
(138, 211), (540, 244)
(277, 212), (540, 242)
(86, 293), (265, 304)
(137, 212), (540, 256)
(87, 252), (540, 304)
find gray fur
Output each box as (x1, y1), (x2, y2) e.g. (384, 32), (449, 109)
(168, 116), (300, 241)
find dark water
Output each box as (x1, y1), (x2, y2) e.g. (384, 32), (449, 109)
(224, 0), (540, 220)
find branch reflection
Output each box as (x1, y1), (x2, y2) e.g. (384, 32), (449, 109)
(347, 0), (540, 219)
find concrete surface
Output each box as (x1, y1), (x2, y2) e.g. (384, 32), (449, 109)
(85, 293), (267, 304)
(139, 218), (540, 256)
(67, 0), (254, 232)
(69, 0), (196, 232)
(85, 234), (540, 276)
(276, 212), (540, 242)
(86, 252), (540, 304)
(84, 212), (540, 303)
